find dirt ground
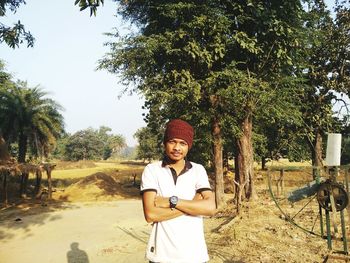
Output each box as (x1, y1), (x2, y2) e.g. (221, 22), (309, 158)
(0, 167), (349, 262)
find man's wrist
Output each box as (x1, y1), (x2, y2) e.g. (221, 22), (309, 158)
(169, 196), (178, 210)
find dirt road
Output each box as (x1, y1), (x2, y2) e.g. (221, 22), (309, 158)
(0, 193), (330, 263)
(0, 200), (149, 263)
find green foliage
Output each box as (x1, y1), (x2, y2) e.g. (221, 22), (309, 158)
(0, 71), (65, 161)
(97, 0), (349, 170)
(0, 0), (34, 48)
(64, 128), (104, 161)
(133, 126), (162, 162)
(74, 0), (104, 16)
(51, 133), (69, 160)
(63, 126), (126, 161)
(99, 1), (310, 164)
(341, 136), (350, 165)
(330, 1), (350, 94)
(293, 1), (350, 165)
(117, 146), (137, 160)
(98, 126), (127, 159)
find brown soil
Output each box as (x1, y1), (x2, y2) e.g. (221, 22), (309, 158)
(0, 168), (348, 262)
(56, 172), (140, 201)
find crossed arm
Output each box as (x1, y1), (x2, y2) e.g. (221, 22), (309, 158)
(142, 190), (216, 223)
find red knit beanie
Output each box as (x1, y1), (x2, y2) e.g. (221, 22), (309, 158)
(163, 119), (194, 149)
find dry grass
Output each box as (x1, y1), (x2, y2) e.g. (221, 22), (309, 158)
(51, 160), (145, 202)
(54, 161), (141, 179)
(0, 160), (146, 206)
(2, 159), (349, 262)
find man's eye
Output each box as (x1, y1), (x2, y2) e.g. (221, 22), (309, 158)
(180, 142), (187, 146)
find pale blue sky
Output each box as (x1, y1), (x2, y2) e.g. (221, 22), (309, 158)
(0, 1), (336, 147)
(0, 0), (145, 146)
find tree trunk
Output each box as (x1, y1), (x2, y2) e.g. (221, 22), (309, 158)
(34, 169), (43, 197)
(18, 133), (28, 163)
(3, 171), (8, 206)
(19, 172), (29, 198)
(261, 156), (267, 170)
(311, 130), (323, 179)
(236, 113), (257, 201)
(234, 151), (243, 213)
(47, 168), (53, 199)
(212, 117), (224, 208)
(313, 131), (323, 166)
(223, 150), (229, 174)
(0, 135), (10, 161)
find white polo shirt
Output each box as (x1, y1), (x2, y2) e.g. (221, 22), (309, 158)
(140, 160), (212, 263)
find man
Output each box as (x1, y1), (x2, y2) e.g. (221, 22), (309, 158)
(141, 119), (216, 263)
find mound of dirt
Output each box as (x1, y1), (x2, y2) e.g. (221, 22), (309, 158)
(56, 172), (140, 202)
(55, 160), (97, 170)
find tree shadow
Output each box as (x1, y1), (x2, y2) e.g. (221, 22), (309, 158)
(207, 242), (245, 262)
(67, 242), (89, 263)
(120, 161), (147, 166)
(117, 226), (148, 244)
(0, 199), (78, 241)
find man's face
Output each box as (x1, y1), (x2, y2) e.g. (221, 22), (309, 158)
(164, 138), (189, 162)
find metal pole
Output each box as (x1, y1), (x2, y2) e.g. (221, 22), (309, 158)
(326, 209), (332, 250)
(319, 205), (324, 237)
(345, 168), (350, 240)
(340, 210), (348, 254)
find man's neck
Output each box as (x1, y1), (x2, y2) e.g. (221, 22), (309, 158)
(164, 156), (185, 174)
(170, 159), (185, 168)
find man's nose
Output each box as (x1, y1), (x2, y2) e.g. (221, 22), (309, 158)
(173, 142), (181, 149)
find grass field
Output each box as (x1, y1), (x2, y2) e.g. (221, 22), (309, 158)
(53, 160), (145, 179)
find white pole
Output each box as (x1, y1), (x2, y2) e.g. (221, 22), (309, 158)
(325, 133), (342, 166)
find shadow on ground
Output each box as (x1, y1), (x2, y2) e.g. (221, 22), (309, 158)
(0, 198), (78, 241)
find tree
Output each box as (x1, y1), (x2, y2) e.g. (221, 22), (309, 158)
(63, 127), (126, 161)
(0, 80), (64, 162)
(99, 0), (314, 208)
(0, 0), (35, 48)
(295, 1), (350, 173)
(134, 126), (162, 162)
(64, 128), (104, 161)
(51, 133), (69, 160)
(99, 1), (232, 206)
(0, 60), (14, 160)
(97, 126), (126, 159)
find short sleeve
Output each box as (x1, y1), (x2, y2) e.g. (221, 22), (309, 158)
(194, 164), (212, 192)
(140, 164), (158, 194)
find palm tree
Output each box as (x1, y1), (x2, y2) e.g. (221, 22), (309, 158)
(0, 81), (64, 162)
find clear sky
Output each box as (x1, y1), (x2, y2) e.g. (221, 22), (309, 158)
(0, 0), (145, 147)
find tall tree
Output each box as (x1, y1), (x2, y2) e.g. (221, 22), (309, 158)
(99, 1), (234, 206)
(97, 126), (126, 159)
(63, 127), (126, 161)
(134, 126), (162, 162)
(98, 0), (313, 207)
(64, 128), (104, 161)
(0, 81), (64, 162)
(0, 60), (13, 160)
(298, 1), (350, 171)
